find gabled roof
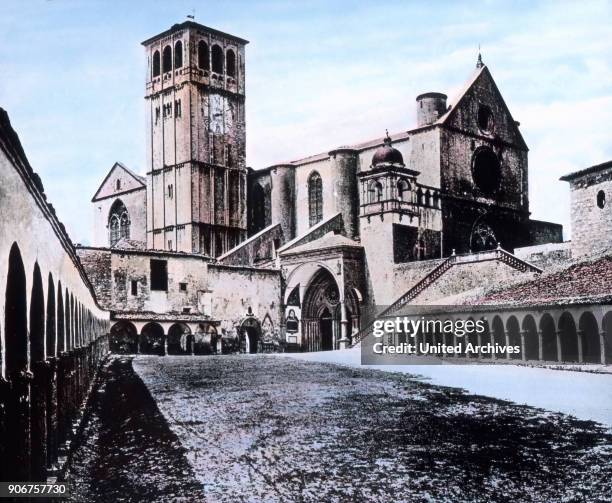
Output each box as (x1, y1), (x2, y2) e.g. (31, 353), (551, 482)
(273, 63), (526, 169)
(280, 231), (362, 256)
(92, 162), (146, 202)
(463, 253), (612, 307)
(435, 65), (528, 151)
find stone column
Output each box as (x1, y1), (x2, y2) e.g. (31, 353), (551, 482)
(504, 329), (511, 360)
(600, 330), (607, 365)
(555, 330), (563, 362)
(162, 334), (168, 356)
(520, 330), (527, 362)
(537, 330), (543, 361)
(4, 370), (33, 481)
(46, 357), (59, 469)
(338, 301), (351, 350)
(576, 330), (584, 363)
(30, 360), (48, 481)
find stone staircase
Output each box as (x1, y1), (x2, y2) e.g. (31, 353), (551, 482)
(350, 246), (541, 347)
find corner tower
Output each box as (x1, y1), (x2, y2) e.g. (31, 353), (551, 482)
(142, 21), (248, 256)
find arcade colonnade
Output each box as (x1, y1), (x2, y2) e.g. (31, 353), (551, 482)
(389, 305), (612, 364)
(110, 320), (220, 355)
(1, 243), (110, 482)
(1, 110), (110, 482)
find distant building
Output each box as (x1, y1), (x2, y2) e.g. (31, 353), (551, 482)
(81, 20), (612, 360)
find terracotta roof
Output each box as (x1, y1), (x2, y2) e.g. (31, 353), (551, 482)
(465, 254), (612, 307)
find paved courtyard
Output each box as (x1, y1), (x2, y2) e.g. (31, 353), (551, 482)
(69, 355), (612, 502)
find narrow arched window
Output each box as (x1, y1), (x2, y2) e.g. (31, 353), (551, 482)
(212, 44), (223, 73)
(198, 40), (209, 70)
(152, 50), (161, 77)
(109, 199), (129, 247)
(162, 45), (172, 73)
(369, 180), (383, 203)
(397, 179), (410, 200)
(174, 40), (183, 69)
(120, 212), (130, 240)
(308, 172), (323, 227)
(226, 49), (236, 77)
(110, 216), (120, 246)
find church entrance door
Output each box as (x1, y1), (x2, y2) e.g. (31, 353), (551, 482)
(320, 308), (334, 351)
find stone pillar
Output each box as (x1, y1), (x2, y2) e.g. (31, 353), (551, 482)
(136, 333), (141, 354)
(30, 360), (48, 481)
(4, 370), (33, 481)
(537, 330), (543, 361)
(577, 330), (584, 363)
(600, 330), (607, 365)
(504, 329), (511, 360)
(520, 330), (527, 362)
(338, 301), (350, 349)
(162, 334), (168, 356)
(555, 330), (563, 362)
(46, 357), (59, 469)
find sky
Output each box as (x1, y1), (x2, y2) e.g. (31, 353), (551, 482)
(0, 0), (610, 244)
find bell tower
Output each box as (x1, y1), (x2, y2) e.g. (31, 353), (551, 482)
(142, 20), (248, 256)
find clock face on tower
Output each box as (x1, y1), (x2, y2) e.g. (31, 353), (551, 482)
(210, 94), (233, 133)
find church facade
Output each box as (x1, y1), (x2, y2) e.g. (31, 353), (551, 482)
(82, 20), (570, 355)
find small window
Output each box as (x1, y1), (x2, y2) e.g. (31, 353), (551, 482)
(478, 104), (494, 132)
(182, 307), (191, 314)
(116, 179), (121, 190)
(168, 240), (173, 250)
(131, 280), (138, 296)
(597, 190), (606, 209)
(168, 184), (173, 199)
(175, 99), (181, 118)
(179, 282), (187, 292)
(150, 259), (168, 291)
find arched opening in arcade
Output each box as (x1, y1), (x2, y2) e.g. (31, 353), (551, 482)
(110, 321), (138, 354)
(522, 315), (539, 361)
(540, 314), (557, 362)
(558, 312), (579, 362)
(506, 316), (521, 360)
(603, 311), (612, 364)
(30, 262), (47, 480)
(2, 242), (30, 481)
(168, 323), (191, 355)
(579, 311), (601, 364)
(241, 316), (261, 354)
(140, 322), (165, 355)
(193, 323), (218, 355)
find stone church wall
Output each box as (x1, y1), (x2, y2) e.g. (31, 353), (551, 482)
(208, 264), (282, 336)
(92, 187), (146, 247)
(566, 166), (612, 258)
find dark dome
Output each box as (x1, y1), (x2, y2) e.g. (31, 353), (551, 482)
(372, 134), (404, 167)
